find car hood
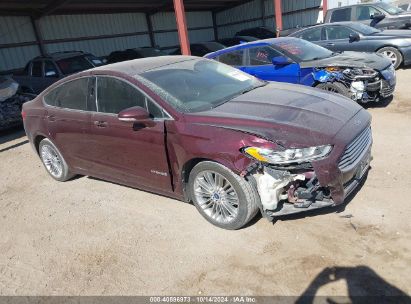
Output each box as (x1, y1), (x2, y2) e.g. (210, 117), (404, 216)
(185, 82), (365, 147)
(300, 51), (391, 71)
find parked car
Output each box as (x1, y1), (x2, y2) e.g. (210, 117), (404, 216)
(324, 2), (411, 30)
(171, 42), (226, 56)
(219, 36), (258, 47)
(289, 22), (411, 69)
(13, 51), (105, 95)
(0, 76), (33, 130)
(23, 56), (372, 230)
(107, 47), (166, 64)
(205, 38), (395, 104)
(235, 26), (276, 39)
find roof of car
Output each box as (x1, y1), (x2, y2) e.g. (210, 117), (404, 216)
(289, 22), (360, 35)
(205, 37), (298, 57)
(91, 55), (200, 76)
(327, 2), (385, 10)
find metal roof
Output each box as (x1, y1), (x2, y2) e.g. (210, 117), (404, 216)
(0, 0), (253, 16)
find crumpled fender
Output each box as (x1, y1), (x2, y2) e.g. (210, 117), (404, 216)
(312, 69), (345, 83)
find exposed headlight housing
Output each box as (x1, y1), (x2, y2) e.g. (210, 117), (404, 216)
(243, 145), (333, 165)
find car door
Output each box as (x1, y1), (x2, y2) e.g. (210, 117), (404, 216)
(44, 77), (93, 171)
(86, 76), (172, 191)
(29, 60), (45, 94)
(243, 45), (300, 84)
(322, 25), (363, 52)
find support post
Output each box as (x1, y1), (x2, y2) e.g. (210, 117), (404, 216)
(323, 0), (328, 20)
(145, 13), (156, 47)
(173, 0), (191, 55)
(31, 16), (46, 56)
(212, 11), (218, 41)
(274, 0), (282, 37)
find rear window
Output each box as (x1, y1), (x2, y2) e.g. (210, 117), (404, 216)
(218, 50), (244, 66)
(299, 28), (322, 41)
(330, 8), (352, 22)
(31, 61), (42, 77)
(44, 78), (89, 110)
(56, 56), (94, 75)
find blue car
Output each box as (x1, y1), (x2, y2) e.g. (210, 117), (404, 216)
(205, 37), (396, 103)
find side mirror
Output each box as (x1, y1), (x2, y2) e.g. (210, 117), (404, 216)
(272, 56), (291, 66)
(349, 32), (361, 43)
(370, 12), (385, 21)
(118, 106), (154, 127)
(45, 71), (58, 77)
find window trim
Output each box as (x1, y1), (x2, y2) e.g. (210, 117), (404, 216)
(95, 75), (173, 121)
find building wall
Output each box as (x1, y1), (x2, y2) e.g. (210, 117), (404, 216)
(0, 11), (214, 71)
(1, 1), (326, 72)
(215, 0), (323, 38)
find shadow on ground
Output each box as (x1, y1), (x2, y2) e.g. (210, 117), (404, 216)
(296, 265), (410, 304)
(0, 126), (28, 153)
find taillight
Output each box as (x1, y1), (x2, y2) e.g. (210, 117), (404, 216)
(21, 110), (26, 120)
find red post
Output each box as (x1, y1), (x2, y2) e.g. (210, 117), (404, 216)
(274, 0), (283, 37)
(173, 0), (191, 55)
(323, 0), (328, 20)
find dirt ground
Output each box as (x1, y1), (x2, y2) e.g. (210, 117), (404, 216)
(0, 69), (410, 298)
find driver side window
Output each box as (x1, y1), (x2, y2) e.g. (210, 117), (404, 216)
(325, 26), (355, 40)
(96, 77), (164, 118)
(356, 6), (381, 21)
(248, 46), (283, 66)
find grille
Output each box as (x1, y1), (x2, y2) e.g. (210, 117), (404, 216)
(339, 127), (372, 170)
(381, 80), (395, 97)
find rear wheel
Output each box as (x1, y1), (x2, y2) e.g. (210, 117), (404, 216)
(39, 138), (74, 181)
(377, 47), (403, 69)
(188, 161), (260, 230)
(316, 82), (351, 98)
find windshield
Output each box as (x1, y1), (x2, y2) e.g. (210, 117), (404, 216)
(274, 38), (334, 62)
(376, 3), (404, 15)
(349, 23), (381, 35)
(139, 59), (264, 113)
(56, 56), (94, 75)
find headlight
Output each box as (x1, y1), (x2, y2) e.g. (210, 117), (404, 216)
(244, 145), (332, 165)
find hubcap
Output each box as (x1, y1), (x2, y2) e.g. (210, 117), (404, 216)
(380, 50), (397, 66)
(194, 171), (239, 224)
(41, 145), (63, 178)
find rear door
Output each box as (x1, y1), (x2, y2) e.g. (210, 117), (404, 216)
(243, 45), (300, 83)
(44, 77), (92, 171)
(86, 76), (172, 191)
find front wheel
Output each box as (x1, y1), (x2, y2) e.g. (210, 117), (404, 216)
(39, 138), (75, 181)
(188, 161), (260, 230)
(377, 47), (403, 69)
(316, 82), (351, 98)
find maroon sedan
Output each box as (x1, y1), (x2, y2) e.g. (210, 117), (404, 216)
(22, 56), (372, 230)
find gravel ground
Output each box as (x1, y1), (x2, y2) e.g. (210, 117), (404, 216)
(0, 69), (410, 298)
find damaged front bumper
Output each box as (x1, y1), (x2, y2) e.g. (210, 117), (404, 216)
(249, 126), (373, 218)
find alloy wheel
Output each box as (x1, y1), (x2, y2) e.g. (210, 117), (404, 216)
(40, 144), (63, 178)
(380, 50), (397, 66)
(194, 170), (239, 224)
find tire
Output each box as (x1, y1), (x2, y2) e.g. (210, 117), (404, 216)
(39, 138), (75, 182)
(188, 161), (260, 230)
(316, 82), (351, 98)
(377, 47), (403, 69)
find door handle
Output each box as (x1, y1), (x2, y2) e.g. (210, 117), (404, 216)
(326, 43), (335, 46)
(94, 120), (108, 128)
(47, 115), (56, 122)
